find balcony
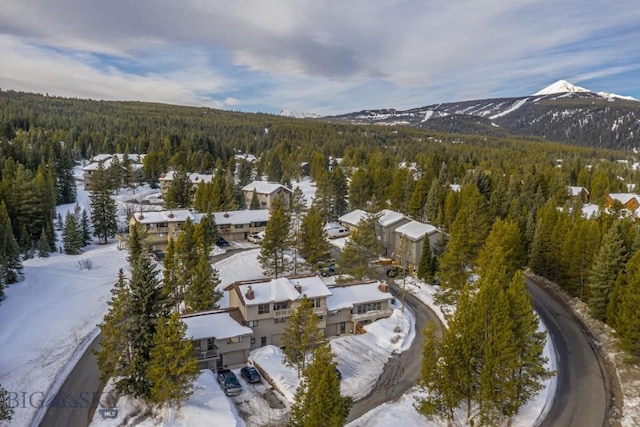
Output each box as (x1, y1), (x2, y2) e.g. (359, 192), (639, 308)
(274, 308), (292, 318)
(352, 308), (394, 323)
(194, 348), (219, 361)
(313, 307), (327, 316)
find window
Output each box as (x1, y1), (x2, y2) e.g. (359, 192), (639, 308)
(261, 202), (267, 207)
(207, 338), (214, 351)
(273, 301), (289, 311)
(248, 320), (259, 327)
(274, 317), (288, 324)
(356, 302), (382, 314)
(227, 336), (243, 344)
(250, 337), (256, 345)
(329, 310), (341, 317)
(234, 224), (244, 229)
(258, 304), (269, 314)
(312, 298), (322, 308)
(317, 315), (324, 321)
(261, 337), (267, 347)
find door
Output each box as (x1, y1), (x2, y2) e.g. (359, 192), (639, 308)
(261, 336), (267, 347)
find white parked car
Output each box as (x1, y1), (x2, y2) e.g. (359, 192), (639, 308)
(248, 231), (265, 243)
(326, 227), (350, 239)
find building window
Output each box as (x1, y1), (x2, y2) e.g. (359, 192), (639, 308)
(248, 320), (259, 327)
(250, 337), (256, 345)
(207, 338), (214, 351)
(329, 310), (341, 317)
(261, 202), (267, 207)
(227, 336), (243, 344)
(313, 298), (322, 308)
(258, 304), (269, 314)
(317, 315), (324, 321)
(261, 337), (267, 347)
(274, 317), (288, 324)
(234, 224), (244, 229)
(273, 301), (289, 311)
(356, 302), (382, 314)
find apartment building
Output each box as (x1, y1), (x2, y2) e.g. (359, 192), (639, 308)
(242, 181), (292, 210)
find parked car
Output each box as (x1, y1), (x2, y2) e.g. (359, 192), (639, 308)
(216, 236), (230, 248)
(216, 369), (243, 396)
(240, 366), (262, 383)
(150, 249), (165, 261)
(317, 260), (336, 277)
(326, 227), (350, 239)
(248, 231), (265, 244)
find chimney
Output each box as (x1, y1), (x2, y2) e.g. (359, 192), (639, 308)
(224, 212), (230, 218)
(294, 282), (302, 294)
(245, 285), (255, 300)
(378, 281), (389, 293)
(168, 211), (174, 218)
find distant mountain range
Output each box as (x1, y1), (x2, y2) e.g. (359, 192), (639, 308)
(322, 80), (640, 149)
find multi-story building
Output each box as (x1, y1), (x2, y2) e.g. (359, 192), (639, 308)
(242, 181), (292, 210)
(158, 171), (214, 198)
(195, 210), (270, 242)
(82, 153), (144, 190)
(181, 308), (253, 370)
(394, 220), (441, 272)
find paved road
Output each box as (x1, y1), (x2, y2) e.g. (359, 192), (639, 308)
(38, 335), (105, 427)
(347, 277), (441, 422)
(526, 275), (613, 427)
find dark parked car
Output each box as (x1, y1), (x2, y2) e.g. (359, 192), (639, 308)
(216, 236), (230, 248)
(216, 369), (242, 396)
(240, 366), (262, 384)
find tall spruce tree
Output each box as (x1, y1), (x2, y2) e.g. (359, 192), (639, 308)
(0, 202), (22, 291)
(162, 238), (181, 311)
(289, 186), (307, 274)
(281, 295), (325, 376)
(90, 163), (118, 244)
(339, 211), (380, 280)
(416, 237), (435, 283)
(165, 170), (193, 209)
(258, 196), (291, 278)
(62, 210), (83, 254)
(147, 312), (199, 408)
(608, 252), (640, 358)
(289, 343), (353, 427)
(300, 206), (331, 267)
(587, 223), (626, 322)
(121, 255), (168, 398)
(184, 250), (222, 312)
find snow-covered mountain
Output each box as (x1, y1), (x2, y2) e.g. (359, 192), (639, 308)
(534, 79), (637, 101)
(279, 109), (322, 119)
(325, 80), (640, 149)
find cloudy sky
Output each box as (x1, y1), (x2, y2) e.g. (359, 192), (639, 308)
(1, 0), (639, 115)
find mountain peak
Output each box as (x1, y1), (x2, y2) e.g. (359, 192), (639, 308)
(279, 109), (321, 119)
(533, 80), (591, 96)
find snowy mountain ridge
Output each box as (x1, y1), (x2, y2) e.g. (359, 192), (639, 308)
(279, 109), (322, 119)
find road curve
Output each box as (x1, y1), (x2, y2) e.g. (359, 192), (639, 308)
(526, 275), (613, 427)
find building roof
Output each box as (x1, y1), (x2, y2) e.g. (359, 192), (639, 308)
(242, 180), (292, 195)
(395, 220), (438, 240)
(377, 209), (407, 227)
(83, 154), (145, 171)
(608, 193), (639, 204)
(228, 274), (332, 306)
(159, 171), (214, 184)
(182, 309), (253, 340)
(193, 209), (270, 226)
(132, 209), (195, 224)
(326, 281), (393, 311)
(338, 209), (367, 227)
(567, 185), (589, 196)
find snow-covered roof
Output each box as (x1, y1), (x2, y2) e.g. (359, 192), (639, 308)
(395, 221), (437, 240)
(159, 171), (213, 184)
(242, 181), (292, 195)
(608, 193), (639, 204)
(84, 154), (145, 171)
(567, 186), (589, 196)
(377, 209), (406, 227)
(235, 275), (332, 305)
(133, 209), (195, 224)
(193, 210), (270, 226)
(338, 209), (367, 226)
(450, 184), (461, 192)
(182, 310), (253, 341)
(91, 154), (113, 162)
(582, 203), (600, 219)
(326, 281), (392, 311)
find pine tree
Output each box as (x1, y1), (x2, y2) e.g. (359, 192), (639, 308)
(121, 255), (168, 398)
(289, 186), (307, 274)
(289, 343), (353, 427)
(184, 250), (222, 312)
(62, 210), (83, 254)
(0, 384), (13, 422)
(162, 238), (181, 311)
(258, 196), (291, 278)
(528, 201), (558, 278)
(339, 211), (380, 280)
(165, 170), (193, 209)
(476, 218), (524, 281)
(174, 219), (199, 309)
(587, 223), (626, 322)
(348, 168), (371, 210)
(147, 312), (199, 408)
(95, 269), (133, 384)
(281, 295), (325, 376)
(0, 202), (22, 289)
(250, 190), (260, 210)
(90, 163), (118, 244)
(57, 147), (77, 205)
(38, 227), (51, 257)
(80, 209), (92, 246)
(127, 223), (145, 263)
(416, 236), (435, 282)
(300, 207), (331, 267)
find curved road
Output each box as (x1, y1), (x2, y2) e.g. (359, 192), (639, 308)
(526, 275), (615, 427)
(39, 271), (615, 426)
